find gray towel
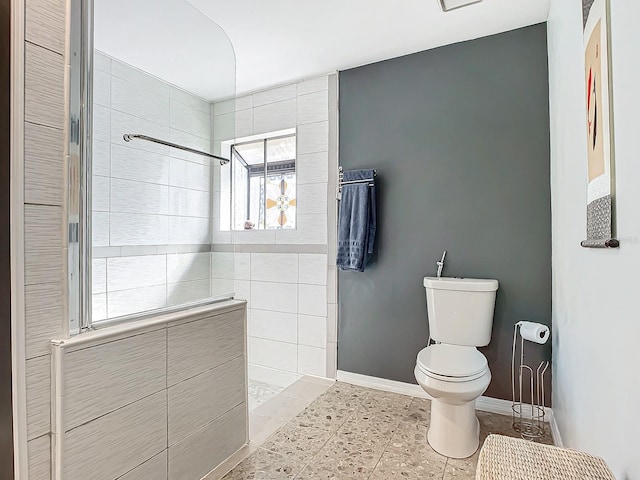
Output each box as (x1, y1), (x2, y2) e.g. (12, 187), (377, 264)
(337, 169), (377, 272)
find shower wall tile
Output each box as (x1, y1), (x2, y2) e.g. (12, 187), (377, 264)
(169, 158), (211, 192)
(27, 435), (50, 480)
(63, 329), (167, 430)
(111, 59), (171, 97)
(297, 182), (328, 215)
(275, 214), (327, 245)
(211, 78), (334, 379)
(62, 391), (167, 480)
(251, 281), (297, 314)
(93, 140), (111, 177)
(92, 212), (110, 247)
(298, 345), (326, 377)
(26, 0), (66, 54)
(26, 355), (50, 440)
(25, 43), (64, 129)
(299, 254), (327, 285)
(93, 104), (111, 144)
(170, 99), (211, 140)
(170, 129), (213, 165)
(297, 121), (329, 155)
(168, 404), (246, 480)
(298, 284), (327, 317)
(253, 83), (297, 107)
(111, 144), (170, 185)
(250, 253), (298, 284)
(118, 451), (167, 480)
(108, 284), (167, 318)
(297, 76), (329, 96)
(92, 258), (107, 293)
(234, 253), (251, 280)
(167, 356), (244, 446)
(169, 187), (210, 218)
(253, 98), (296, 135)
(167, 307), (245, 386)
(111, 178), (170, 215)
(213, 112), (234, 142)
(94, 50), (111, 73)
(296, 151), (329, 185)
(92, 175), (110, 212)
(93, 68), (111, 107)
(24, 205), (63, 286)
(107, 255), (167, 292)
(110, 110), (171, 156)
(110, 213), (169, 246)
(235, 95), (254, 111)
(25, 282), (64, 359)
(297, 90), (329, 125)
(211, 278), (234, 298)
(168, 216), (210, 245)
(93, 294), (107, 321)
(298, 314), (327, 348)
(234, 108), (254, 138)
(167, 279), (211, 306)
(248, 309), (297, 344)
(167, 253), (211, 283)
(170, 86), (210, 114)
(112, 77), (170, 126)
(211, 252), (235, 280)
(248, 337), (297, 372)
(24, 122), (64, 206)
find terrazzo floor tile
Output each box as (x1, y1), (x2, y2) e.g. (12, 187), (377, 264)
(368, 449), (448, 479)
(261, 421), (333, 466)
(221, 447), (306, 480)
(221, 382), (554, 479)
(442, 455), (479, 479)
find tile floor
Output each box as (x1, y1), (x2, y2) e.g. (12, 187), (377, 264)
(210, 380), (553, 479)
(248, 380), (286, 410)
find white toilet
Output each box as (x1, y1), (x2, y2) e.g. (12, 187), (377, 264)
(414, 276), (499, 459)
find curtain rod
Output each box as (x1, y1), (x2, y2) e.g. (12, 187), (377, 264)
(123, 134), (229, 165)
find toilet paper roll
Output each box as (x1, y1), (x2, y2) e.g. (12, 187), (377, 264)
(518, 321), (550, 344)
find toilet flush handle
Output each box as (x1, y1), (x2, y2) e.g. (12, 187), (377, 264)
(436, 250), (447, 278)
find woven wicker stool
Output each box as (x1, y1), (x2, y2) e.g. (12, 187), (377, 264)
(476, 435), (615, 480)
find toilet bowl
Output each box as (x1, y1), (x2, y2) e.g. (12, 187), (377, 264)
(416, 276), (499, 459)
(414, 343), (491, 458)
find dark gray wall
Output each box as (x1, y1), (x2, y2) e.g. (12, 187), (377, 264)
(338, 23), (551, 402)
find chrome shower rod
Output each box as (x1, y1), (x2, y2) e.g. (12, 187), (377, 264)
(123, 133), (230, 165)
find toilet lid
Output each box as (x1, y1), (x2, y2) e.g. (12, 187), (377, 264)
(417, 344), (488, 379)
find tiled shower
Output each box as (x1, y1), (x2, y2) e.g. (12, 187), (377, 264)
(90, 50), (230, 322)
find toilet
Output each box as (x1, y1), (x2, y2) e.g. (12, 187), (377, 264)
(414, 276), (499, 459)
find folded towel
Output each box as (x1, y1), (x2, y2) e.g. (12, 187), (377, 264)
(337, 169), (377, 272)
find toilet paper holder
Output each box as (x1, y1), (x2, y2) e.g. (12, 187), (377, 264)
(511, 322), (550, 441)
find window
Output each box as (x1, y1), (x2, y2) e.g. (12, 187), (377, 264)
(229, 133), (297, 230)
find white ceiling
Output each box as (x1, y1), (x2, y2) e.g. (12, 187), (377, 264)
(96, 0), (550, 100)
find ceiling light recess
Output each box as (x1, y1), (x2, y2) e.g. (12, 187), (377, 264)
(439, 0), (483, 12)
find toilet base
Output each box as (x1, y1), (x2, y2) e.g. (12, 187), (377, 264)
(427, 398), (480, 459)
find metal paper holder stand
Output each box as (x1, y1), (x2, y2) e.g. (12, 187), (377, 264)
(511, 323), (549, 440)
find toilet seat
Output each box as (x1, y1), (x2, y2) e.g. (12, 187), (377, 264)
(417, 344), (488, 383)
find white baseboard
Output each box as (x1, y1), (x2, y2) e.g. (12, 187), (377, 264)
(549, 411), (564, 448)
(337, 370), (557, 444)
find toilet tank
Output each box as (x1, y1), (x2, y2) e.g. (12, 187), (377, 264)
(424, 277), (499, 347)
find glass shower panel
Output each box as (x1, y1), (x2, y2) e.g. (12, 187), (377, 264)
(89, 0), (236, 324)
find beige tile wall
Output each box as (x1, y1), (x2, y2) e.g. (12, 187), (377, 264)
(23, 0), (67, 478)
(52, 302), (247, 480)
